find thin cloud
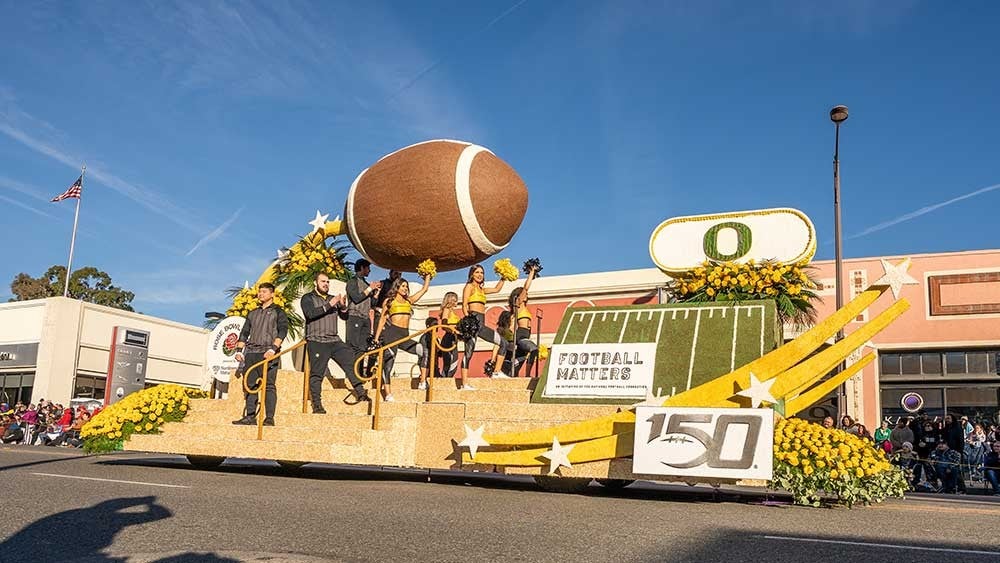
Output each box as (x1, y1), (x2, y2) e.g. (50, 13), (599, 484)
(0, 110), (203, 234)
(848, 183), (1000, 239)
(0, 194), (53, 218)
(186, 207), (244, 256)
(0, 175), (49, 202)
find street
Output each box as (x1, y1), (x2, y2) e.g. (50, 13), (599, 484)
(1, 446), (998, 562)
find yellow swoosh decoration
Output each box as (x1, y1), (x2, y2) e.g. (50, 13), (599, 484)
(254, 220), (345, 286)
(784, 353), (874, 417)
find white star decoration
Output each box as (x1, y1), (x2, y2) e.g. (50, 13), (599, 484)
(632, 386), (667, 408)
(308, 210), (330, 233)
(734, 372), (777, 408)
(276, 248), (290, 261)
(458, 424), (490, 460)
(243, 280), (250, 290)
(873, 258), (918, 300)
(540, 437), (575, 475)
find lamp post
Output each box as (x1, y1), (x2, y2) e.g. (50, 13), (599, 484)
(830, 104), (849, 423)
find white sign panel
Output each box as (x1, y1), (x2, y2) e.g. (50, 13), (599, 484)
(649, 207), (816, 274)
(206, 317), (246, 383)
(633, 407), (773, 480)
(542, 343), (656, 399)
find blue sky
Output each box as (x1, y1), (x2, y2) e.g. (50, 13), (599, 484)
(2, 1), (998, 325)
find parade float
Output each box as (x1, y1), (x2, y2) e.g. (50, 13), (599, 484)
(83, 140), (910, 506)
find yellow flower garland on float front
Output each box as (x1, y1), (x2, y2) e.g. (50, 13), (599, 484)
(81, 384), (207, 454)
(274, 238), (347, 278)
(772, 418), (907, 507)
(493, 258), (519, 282)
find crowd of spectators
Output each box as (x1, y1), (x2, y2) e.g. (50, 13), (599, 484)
(0, 399), (99, 448)
(823, 412), (1000, 496)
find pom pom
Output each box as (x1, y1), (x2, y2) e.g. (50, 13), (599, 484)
(366, 336), (382, 351)
(538, 344), (550, 362)
(416, 259), (437, 280)
(483, 359), (497, 376)
(493, 258), (519, 282)
(457, 315), (481, 341)
(523, 257), (543, 276)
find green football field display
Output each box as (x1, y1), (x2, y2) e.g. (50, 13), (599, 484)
(531, 301), (781, 405)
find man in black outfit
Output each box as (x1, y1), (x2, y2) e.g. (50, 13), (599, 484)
(345, 259), (381, 358)
(233, 283), (288, 426)
(301, 272), (370, 411)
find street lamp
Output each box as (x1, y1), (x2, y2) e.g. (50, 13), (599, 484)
(830, 105), (848, 423)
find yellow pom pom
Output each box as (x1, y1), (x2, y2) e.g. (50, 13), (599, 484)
(416, 259), (437, 280)
(493, 258), (519, 282)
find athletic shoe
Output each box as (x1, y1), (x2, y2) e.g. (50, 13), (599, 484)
(263, 418), (275, 426)
(231, 416), (255, 426)
(312, 407), (326, 414)
(491, 373), (511, 379)
(384, 395), (395, 402)
(417, 382), (428, 390)
(461, 383), (477, 391)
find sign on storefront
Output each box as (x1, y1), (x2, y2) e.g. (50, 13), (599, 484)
(632, 406), (774, 480)
(541, 343), (656, 399)
(0, 343), (39, 368)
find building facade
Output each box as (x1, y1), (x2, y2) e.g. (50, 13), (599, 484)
(0, 297), (208, 405)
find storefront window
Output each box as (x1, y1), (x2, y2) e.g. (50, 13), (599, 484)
(920, 353), (942, 375)
(0, 373), (34, 404)
(900, 354), (921, 375)
(880, 354), (901, 376)
(881, 386), (945, 421)
(945, 352), (966, 374)
(73, 375), (107, 400)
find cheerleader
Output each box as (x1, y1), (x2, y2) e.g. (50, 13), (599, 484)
(373, 275), (431, 401)
(507, 264), (539, 377)
(461, 264), (513, 387)
(437, 291), (461, 381)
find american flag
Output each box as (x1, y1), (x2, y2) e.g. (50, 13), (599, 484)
(51, 175), (83, 202)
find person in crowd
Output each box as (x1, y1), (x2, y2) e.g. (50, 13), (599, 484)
(891, 441), (918, 487)
(966, 423), (988, 481)
(20, 403), (38, 445)
(822, 416), (835, 429)
(983, 441), (1000, 496)
(874, 420), (893, 454)
(345, 259), (381, 362)
(930, 441), (963, 494)
(300, 271), (370, 413)
(232, 282), (288, 427)
(373, 275), (432, 399)
(436, 292), (461, 379)
(2, 415), (24, 444)
(942, 414), (968, 493)
(890, 418), (914, 452)
(460, 264), (513, 388)
(840, 415), (861, 436)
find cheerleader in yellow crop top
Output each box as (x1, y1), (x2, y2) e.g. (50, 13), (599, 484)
(436, 291), (461, 381)
(460, 264), (514, 387)
(504, 263), (540, 377)
(373, 275), (431, 402)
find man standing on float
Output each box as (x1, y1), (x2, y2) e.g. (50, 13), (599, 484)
(301, 272), (370, 411)
(345, 259), (380, 361)
(233, 283), (288, 426)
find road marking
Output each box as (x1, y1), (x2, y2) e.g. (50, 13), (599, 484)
(31, 472), (191, 489)
(761, 535), (1000, 556)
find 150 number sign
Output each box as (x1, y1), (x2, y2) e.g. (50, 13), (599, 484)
(632, 407), (774, 480)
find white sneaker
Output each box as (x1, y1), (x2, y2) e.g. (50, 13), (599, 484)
(491, 372), (511, 379)
(417, 381), (427, 390)
(461, 383), (477, 391)
(384, 394), (395, 402)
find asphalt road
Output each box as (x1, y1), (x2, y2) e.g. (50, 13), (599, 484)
(1, 445), (998, 563)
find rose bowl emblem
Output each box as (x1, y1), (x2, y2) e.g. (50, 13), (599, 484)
(222, 333), (239, 356)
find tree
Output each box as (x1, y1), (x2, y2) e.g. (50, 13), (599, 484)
(9, 265), (136, 311)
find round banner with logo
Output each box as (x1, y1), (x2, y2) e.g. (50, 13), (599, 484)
(900, 392), (924, 413)
(206, 316), (245, 383)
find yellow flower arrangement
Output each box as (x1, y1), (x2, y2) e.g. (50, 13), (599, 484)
(771, 418), (907, 507)
(416, 259), (437, 280)
(81, 384), (207, 454)
(668, 259), (820, 325)
(226, 284), (288, 318)
(493, 258), (519, 282)
(273, 238), (347, 278)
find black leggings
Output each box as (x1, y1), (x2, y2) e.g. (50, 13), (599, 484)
(381, 324), (426, 384)
(461, 311), (510, 369)
(439, 331), (458, 377)
(513, 327), (539, 376)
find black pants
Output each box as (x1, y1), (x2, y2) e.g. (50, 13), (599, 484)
(307, 339), (364, 409)
(346, 316), (371, 356)
(461, 311), (512, 369)
(512, 327), (539, 377)
(439, 332), (458, 377)
(244, 351), (279, 420)
(381, 324), (425, 384)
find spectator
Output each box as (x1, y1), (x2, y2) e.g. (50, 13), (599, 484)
(2, 416), (24, 444)
(822, 416), (835, 429)
(966, 424), (987, 481)
(890, 418), (915, 452)
(984, 442), (1000, 496)
(840, 415), (861, 436)
(931, 441), (963, 494)
(874, 420), (892, 453)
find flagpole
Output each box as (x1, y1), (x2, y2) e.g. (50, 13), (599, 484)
(63, 164), (85, 298)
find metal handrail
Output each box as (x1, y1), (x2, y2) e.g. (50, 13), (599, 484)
(241, 340), (308, 440)
(353, 323), (460, 429)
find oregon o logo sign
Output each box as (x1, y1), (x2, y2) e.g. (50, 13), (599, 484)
(649, 207), (816, 274)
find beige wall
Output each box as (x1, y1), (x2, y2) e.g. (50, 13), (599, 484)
(0, 297), (209, 404)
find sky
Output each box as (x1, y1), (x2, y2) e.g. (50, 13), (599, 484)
(2, 1), (998, 326)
